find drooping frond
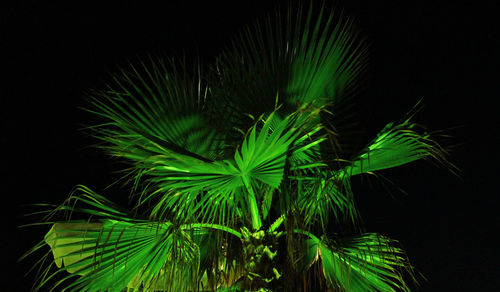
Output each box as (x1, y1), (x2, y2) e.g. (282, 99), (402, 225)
(295, 174), (357, 230)
(43, 220), (199, 292)
(42, 220), (244, 292)
(298, 231), (414, 292)
(287, 104), (328, 171)
(28, 186), (244, 292)
(19, 185), (141, 227)
(282, 105), (359, 229)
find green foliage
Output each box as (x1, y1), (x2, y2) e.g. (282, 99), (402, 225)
(298, 232), (413, 292)
(338, 119), (449, 177)
(22, 3), (452, 292)
(44, 220), (200, 292)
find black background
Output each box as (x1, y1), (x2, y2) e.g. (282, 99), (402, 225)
(3, 0), (498, 291)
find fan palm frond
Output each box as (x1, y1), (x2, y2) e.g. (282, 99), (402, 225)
(30, 186), (244, 292)
(339, 119), (449, 177)
(144, 109), (316, 229)
(87, 57), (223, 167)
(297, 231), (413, 292)
(209, 3), (367, 132)
(285, 4), (368, 107)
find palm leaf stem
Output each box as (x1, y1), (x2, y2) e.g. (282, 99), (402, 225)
(241, 176), (262, 230)
(180, 223), (242, 239)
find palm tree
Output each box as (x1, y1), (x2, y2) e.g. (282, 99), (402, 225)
(23, 3), (452, 292)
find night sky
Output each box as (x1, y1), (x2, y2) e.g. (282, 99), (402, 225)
(3, 0), (498, 291)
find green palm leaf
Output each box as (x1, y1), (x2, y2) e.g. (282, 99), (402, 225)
(44, 221), (244, 292)
(339, 119), (448, 177)
(145, 110), (305, 229)
(44, 220), (200, 292)
(286, 5), (368, 107)
(38, 188), (245, 292)
(296, 175), (356, 229)
(87, 58), (223, 168)
(299, 231), (413, 292)
(210, 3), (367, 134)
